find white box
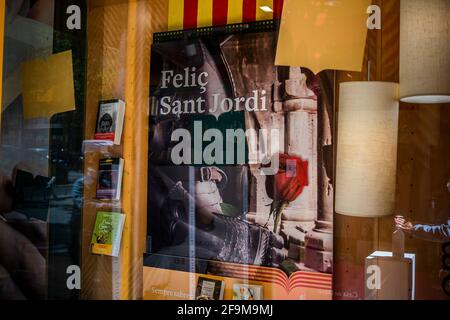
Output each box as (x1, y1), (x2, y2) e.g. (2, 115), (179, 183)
(365, 251), (416, 300)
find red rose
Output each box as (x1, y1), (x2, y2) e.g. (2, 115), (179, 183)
(265, 153), (309, 202)
(263, 153), (309, 233)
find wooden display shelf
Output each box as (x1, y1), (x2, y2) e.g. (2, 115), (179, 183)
(81, 0), (168, 300)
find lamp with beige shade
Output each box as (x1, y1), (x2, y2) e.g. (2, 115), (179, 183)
(399, 0), (450, 104)
(335, 81), (416, 300)
(336, 81), (399, 218)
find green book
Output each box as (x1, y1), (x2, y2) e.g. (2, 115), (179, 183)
(91, 211), (126, 257)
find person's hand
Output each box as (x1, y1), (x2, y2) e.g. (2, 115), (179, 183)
(395, 216), (414, 233)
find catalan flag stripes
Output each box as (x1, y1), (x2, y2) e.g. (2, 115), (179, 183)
(169, 0), (284, 31)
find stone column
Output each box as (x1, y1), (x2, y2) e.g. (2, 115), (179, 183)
(304, 73), (334, 273)
(278, 68), (319, 266)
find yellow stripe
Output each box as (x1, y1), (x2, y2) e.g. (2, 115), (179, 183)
(168, 0), (185, 31)
(0, 1), (4, 134)
(256, 0), (273, 21)
(227, 0), (244, 25)
(197, 0), (213, 28)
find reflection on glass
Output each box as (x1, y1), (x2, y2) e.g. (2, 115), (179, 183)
(0, 0), (86, 300)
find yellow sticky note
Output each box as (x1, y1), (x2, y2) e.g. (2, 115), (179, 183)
(20, 50), (76, 119)
(275, 0), (371, 74)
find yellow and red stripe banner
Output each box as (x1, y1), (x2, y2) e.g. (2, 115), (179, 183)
(169, 0), (284, 30)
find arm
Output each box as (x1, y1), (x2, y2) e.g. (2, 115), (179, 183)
(412, 220), (450, 242)
(395, 216), (450, 243)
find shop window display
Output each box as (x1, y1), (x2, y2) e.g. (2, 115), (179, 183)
(0, 0), (449, 302)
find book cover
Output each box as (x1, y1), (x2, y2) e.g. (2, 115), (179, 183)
(145, 21), (335, 300)
(91, 211), (126, 257)
(195, 277), (225, 300)
(232, 283), (264, 300)
(94, 100), (125, 145)
(96, 158), (124, 201)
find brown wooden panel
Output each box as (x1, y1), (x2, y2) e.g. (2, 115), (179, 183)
(380, 0), (400, 82)
(334, 215), (379, 299)
(333, 0), (399, 300)
(387, 102), (450, 299)
(334, 0), (449, 300)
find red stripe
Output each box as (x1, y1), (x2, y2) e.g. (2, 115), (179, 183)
(213, 266), (288, 283)
(218, 270), (288, 288)
(183, 0), (199, 29)
(213, 0), (228, 26)
(290, 279), (333, 287)
(291, 284), (332, 291)
(242, 0), (257, 23)
(273, 0), (284, 19)
(291, 272), (333, 281)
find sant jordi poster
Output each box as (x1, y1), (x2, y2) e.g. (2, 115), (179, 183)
(144, 21), (335, 300)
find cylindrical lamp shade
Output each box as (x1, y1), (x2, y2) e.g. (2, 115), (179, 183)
(400, 0), (450, 104)
(336, 82), (399, 217)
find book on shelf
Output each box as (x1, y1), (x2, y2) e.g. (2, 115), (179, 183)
(195, 277), (225, 300)
(94, 99), (125, 145)
(96, 158), (124, 201)
(232, 283), (264, 300)
(91, 211), (126, 257)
